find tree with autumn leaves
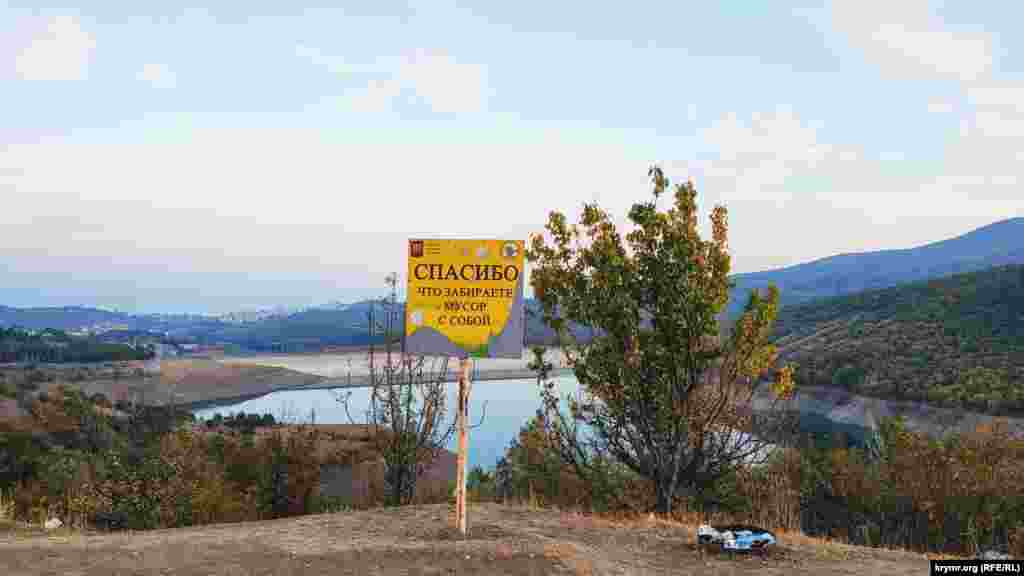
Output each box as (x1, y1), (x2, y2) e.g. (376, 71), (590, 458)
(526, 166), (796, 516)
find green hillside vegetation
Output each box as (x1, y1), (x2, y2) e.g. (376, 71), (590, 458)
(0, 327), (152, 364)
(772, 264), (1024, 415)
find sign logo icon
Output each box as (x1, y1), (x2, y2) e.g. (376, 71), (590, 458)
(502, 242), (519, 259)
(410, 310), (424, 327)
(409, 240), (424, 258)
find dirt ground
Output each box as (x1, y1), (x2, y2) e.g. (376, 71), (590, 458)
(0, 503), (933, 576)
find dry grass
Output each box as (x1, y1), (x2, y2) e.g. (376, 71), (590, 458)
(543, 541), (596, 575)
(254, 424), (378, 465)
(0, 502), (935, 575)
(773, 529), (867, 561)
(0, 490), (14, 528)
(509, 503), (937, 564)
(0, 489), (85, 540)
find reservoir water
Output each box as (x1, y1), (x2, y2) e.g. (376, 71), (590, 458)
(193, 375), (583, 470)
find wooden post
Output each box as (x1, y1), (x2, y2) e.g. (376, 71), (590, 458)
(455, 357), (472, 536)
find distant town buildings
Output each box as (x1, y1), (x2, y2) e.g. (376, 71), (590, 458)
(214, 305), (307, 324)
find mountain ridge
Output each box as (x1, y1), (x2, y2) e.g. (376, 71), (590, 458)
(4, 217), (1023, 352)
(728, 217), (1024, 317)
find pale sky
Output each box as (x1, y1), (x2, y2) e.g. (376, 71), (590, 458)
(2, 1), (1022, 314)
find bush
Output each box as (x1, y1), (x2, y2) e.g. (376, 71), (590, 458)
(0, 431), (48, 491)
(833, 365), (866, 389)
(254, 428), (322, 519)
(493, 407), (1023, 556)
(92, 510), (129, 531)
(798, 417), (1024, 554)
(37, 447), (91, 524)
(89, 393), (110, 408)
(494, 414), (655, 513)
(467, 466), (496, 502)
(313, 494), (350, 514)
(2, 387), (333, 531)
(0, 489), (13, 523)
(92, 451), (167, 530)
(1011, 526), (1024, 559)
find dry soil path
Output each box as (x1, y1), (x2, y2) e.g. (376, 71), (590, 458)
(0, 503), (933, 576)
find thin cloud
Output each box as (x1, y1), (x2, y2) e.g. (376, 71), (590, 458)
(926, 96), (956, 114)
(832, 0), (1023, 213)
(14, 15), (95, 81)
(399, 48), (487, 114)
(297, 43), (487, 115)
(295, 43), (352, 76)
(346, 78), (403, 113)
(138, 63), (176, 89)
(832, 0), (992, 83)
(689, 106), (1022, 272)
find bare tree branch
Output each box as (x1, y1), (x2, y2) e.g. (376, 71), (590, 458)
(336, 275), (461, 506)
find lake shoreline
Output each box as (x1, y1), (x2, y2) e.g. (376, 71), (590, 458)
(180, 366), (574, 413)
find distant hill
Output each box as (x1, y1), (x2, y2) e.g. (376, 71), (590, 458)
(0, 302), (397, 353)
(772, 264), (1024, 416)
(202, 300), (578, 351)
(7, 217), (1021, 354)
(205, 306), (385, 351)
(0, 306), (130, 331)
(0, 299), (581, 352)
(0, 306), (229, 339)
(728, 217), (1024, 319)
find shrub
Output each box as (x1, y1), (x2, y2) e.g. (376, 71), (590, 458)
(155, 429), (235, 527)
(2, 387), (334, 530)
(92, 451), (168, 530)
(0, 489), (14, 524)
(795, 417), (1024, 554)
(495, 415), (660, 513)
(255, 428), (322, 519)
(89, 393), (110, 408)
(37, 447), (92, 525)
(312, 494), (350, 514)
(833, 365), (866, 389)
(0, 431), (48, 491)
(467, 466), (496, 502)
(1010, 526), (1024, 559)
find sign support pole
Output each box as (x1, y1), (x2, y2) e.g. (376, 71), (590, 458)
(455, 356), (472, 536)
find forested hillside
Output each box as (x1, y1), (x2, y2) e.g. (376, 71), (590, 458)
(772, 264), (1024, 415)
(0, 327), (152, 365)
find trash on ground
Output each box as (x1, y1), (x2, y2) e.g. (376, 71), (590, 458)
(697, 524), (776, 552)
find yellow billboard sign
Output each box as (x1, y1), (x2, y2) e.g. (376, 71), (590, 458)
(405, 239), (525, 358)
